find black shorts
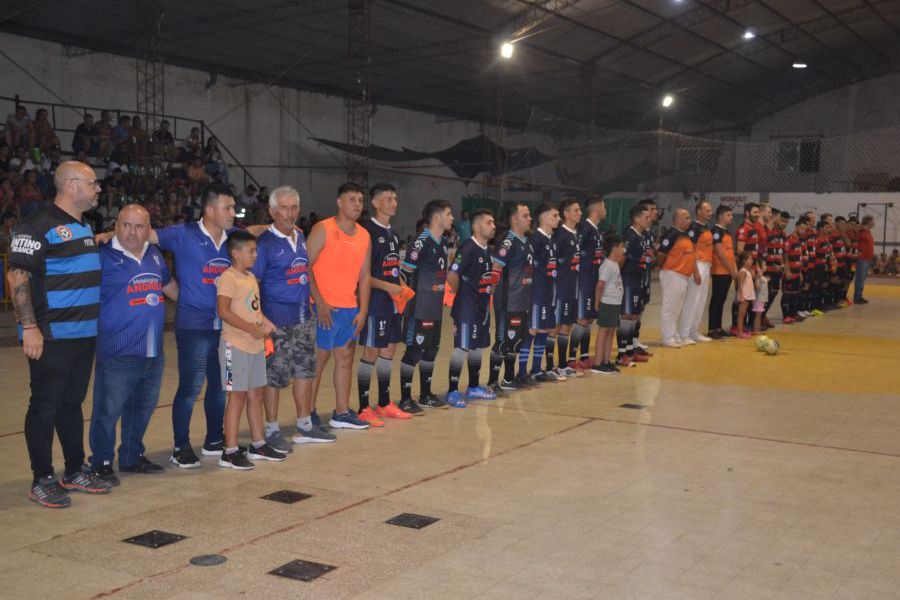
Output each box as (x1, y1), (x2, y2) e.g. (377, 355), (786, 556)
(767, 273), (782, 291)
(622, 276), (644, 315)
(577, 288), (597, 320)
(404, 318), (441, 352)
(454, 319), (491, 350)
(555, 298), (577, 326)
(493, 311), (529, 355)
(783, 277), (802, 293)
(360, 313), (402, 348)
(813, 266), (827, 286)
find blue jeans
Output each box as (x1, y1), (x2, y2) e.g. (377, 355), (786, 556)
(89, 355), (164, 468)
(854, 260), (870, 301)
(172, 329), (225, 449)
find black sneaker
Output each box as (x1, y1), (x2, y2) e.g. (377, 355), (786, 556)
(589, 362), (605, 374)
(170, 446), (202, 469)
(218, 451), (255, 470)
(201, 440), (225, 456)
(598, 363), (619, 375)
(62, 466), (113, 494)
(29, 475), (71, 508)
(487, 382), (510, 397)
(247, 443), (287, 462)
(514, 374), (539, 388)
(498, 378), (517, 391)
(398, 398), (425, 416)
(504, 378), (528, 390)
(119, 455), (165, 474)
(708, 330), (722, 340)
(92, 462), (121, 487)
(419, 393), (448, 409)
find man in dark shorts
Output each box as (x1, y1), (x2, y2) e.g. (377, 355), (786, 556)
(731, 202), (760, 334)
(633, 198), (658, 357)
(550, 199), (583, 378)
(486, 202), (535, 395)
(357, 183), (417, 425)
(527, 203), (561, 382)
(445, 209), (498, 408)
(571, 195), (606, 368)
(617, 203), (653, 367)
(399, 200), (453, 410)
(781, 214), (806, 324)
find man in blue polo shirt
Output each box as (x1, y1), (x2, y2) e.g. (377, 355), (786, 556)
(151, 183), (236, 467)
(89, 205), (179, 486)
(252, 185), (335, 449)
(8, 161), (113, 508)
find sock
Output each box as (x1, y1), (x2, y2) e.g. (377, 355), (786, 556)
(487, 351), (503, 386)
(265, 421), (279, 437)
(400, 360), (416, 401)
(568, 324), (585, 361)
(448, 348), (467, 393)
(297, 416), (312, 432)
(503, 355), (516, 382)
(252, 440), (265, 449)
(579, 324), (592, 360)
(731, 300), (739, 328)
(531, 333), (547, 374)
(225, 446), (239, 455)
(357, 359), (374, 411)
(518, 334), (533, 378)
(545, 336), (557, 371)
(420, 360), (434, 397)
(634, 320), (642, 347)
(375, 356), (393, 407)
(467, 350), (483, 390)
(557, 332), (570, 366)
(616, 319), (631, 357)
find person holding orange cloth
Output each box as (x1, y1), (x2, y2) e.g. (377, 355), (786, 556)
(657, 208), (700, 348)
(307, 182), (372, 431)
(680, 200), (714, 343)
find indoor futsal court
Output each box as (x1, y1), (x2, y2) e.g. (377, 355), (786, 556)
(3, 1), (900, 599)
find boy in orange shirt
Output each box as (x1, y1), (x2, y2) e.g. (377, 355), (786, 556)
(216, 230), (283, 470)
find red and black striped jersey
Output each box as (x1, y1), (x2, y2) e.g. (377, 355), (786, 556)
(765, 229), (785, 274)
(785, 233), (804, 278)
(736, 222), (760, 259)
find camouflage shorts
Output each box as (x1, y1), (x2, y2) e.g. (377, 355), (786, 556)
(266, 319), (317, 387)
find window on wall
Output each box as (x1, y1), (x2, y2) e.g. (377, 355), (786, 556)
(775, 139), (821, 173)
(677, 148), (719, 173)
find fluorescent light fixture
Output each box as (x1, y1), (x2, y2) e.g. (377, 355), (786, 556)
(743, 29), (755, 40)
(792, 62), (807, 69)
(500, 42), (515, 59)
(662, 94), (674, 108)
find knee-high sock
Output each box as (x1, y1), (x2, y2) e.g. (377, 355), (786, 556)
(579, 323), (592, 360)
(400, 359), (416, 401)
(419, 360), (434, 397)
(375, 356), (393, 407)
(467, 349), (483, 390)
(634, 320), (642, 347)
(503, 355), (516, 382)
(545, 336), (557, 370)
(568, 324), (586, 361)
(556, 333), (570, 367)
(487, 351), (503, 386)
(448, 348), (467, 393)
(780, 292), (793, 318)
(617, 318), (635, 356)
(357, 359), (374, 411)
(531, 333), (547, 374)
(518, 334), (533, 378)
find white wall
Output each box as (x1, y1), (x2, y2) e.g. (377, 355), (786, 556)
(0, 33), (564, 238)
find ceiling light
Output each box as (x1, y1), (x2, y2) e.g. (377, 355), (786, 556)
(792, 62), (807, 69)
(662, 94), (674, 108)
(500, 42), (515, 59)
(743, 29), (755, 40)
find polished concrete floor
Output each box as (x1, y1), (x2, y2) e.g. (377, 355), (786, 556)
(1, 280), (900, 600)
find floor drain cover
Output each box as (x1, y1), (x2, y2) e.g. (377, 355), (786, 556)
(269, 559), (336, 582)
(190, 554), (227, 567)
(261, 490), (312, 504)
(386, 513), (440, 529)
(619, 403), (644, 409)
(123, 530), (187, 548)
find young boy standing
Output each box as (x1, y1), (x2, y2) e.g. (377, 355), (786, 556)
(592, 234), (625, 374)
(216, 230), (283, 470)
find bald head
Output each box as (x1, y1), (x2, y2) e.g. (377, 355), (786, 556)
(54, 160), (100, 215)
(673, 208), (691, 230)
(115, 204), (151, 255)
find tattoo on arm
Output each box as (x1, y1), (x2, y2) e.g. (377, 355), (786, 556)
(8, 268), (36, 326)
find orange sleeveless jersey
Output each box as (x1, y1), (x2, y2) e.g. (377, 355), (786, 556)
(312, 217), (371, 308)
(695, 228), (713, 263)
(663, 235), (696, 276)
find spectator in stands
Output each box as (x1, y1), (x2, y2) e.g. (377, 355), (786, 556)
(73, 114), (100, 156)
(0, 210), (16, 254)
(107, 151), (129, 175)
(10, 146), (35, 174)
(457, 210), (472, 244)
(0, 145), (10, 171)
(153, 120), (176, 160)
(16, 170), (44, 217)
(145, 192), (162, 222)
(888, 250), (899, 276)
(96, 110), (113, 158)
(186, 156), (208, 185)
(130, 116), (149, 159)
(112, 115), (132, 153)
(0, 177), (15, 217)
(32, 109), (58, 152)
(203, 137), (228, 183)
(237, 184), (258, 212)
(181, 127), (202, 161)
(4, 105), (34, 149)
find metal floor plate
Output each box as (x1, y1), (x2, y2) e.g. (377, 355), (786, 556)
(261, 490), (312, 504)
(123, 530), (187, 548)
(269, 559), (337, 582)
(386, 513), (440, 529)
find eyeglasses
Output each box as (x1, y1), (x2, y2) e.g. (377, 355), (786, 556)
(68, 178), (101, 188)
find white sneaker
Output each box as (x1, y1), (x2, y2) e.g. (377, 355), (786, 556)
(635, 340), (649, 351)
(662, 339), (682, 348)
(692, 335), (713, 343)
(681, 338), (697, 346)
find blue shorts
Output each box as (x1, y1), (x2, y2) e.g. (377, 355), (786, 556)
(360, 313), (402, 348)
(622, 277), (645, 315)
(316, 307), (359, 351)
(454, 320), (491, 350)
(555, 298), (577, 326)
(578, 289), (597, 320)
(530, 302), (556, 330)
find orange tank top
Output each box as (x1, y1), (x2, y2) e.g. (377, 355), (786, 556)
(695, 229), (713, 263)
(312, 217), (371, 308)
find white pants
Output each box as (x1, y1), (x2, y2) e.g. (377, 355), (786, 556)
(660, 269), (690, 343)
(679, 261), (711, 340)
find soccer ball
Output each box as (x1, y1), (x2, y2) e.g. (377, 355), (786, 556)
(755, 335), (770, 351)
(764, 338), (780, 355)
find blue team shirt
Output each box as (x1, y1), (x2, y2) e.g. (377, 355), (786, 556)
(363, 218), (401, 316)
(553, 225), (580, 299)
(97, 241), (171, 360)
(156, 222), (231, 330)
(622, 226), (650, 280)
(577, 220), (604, 290)
(450, 238), (493, 324)
(401, 229), (447, 321)
(251, 227), (311, 327)
(529, 229), (557, 306)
